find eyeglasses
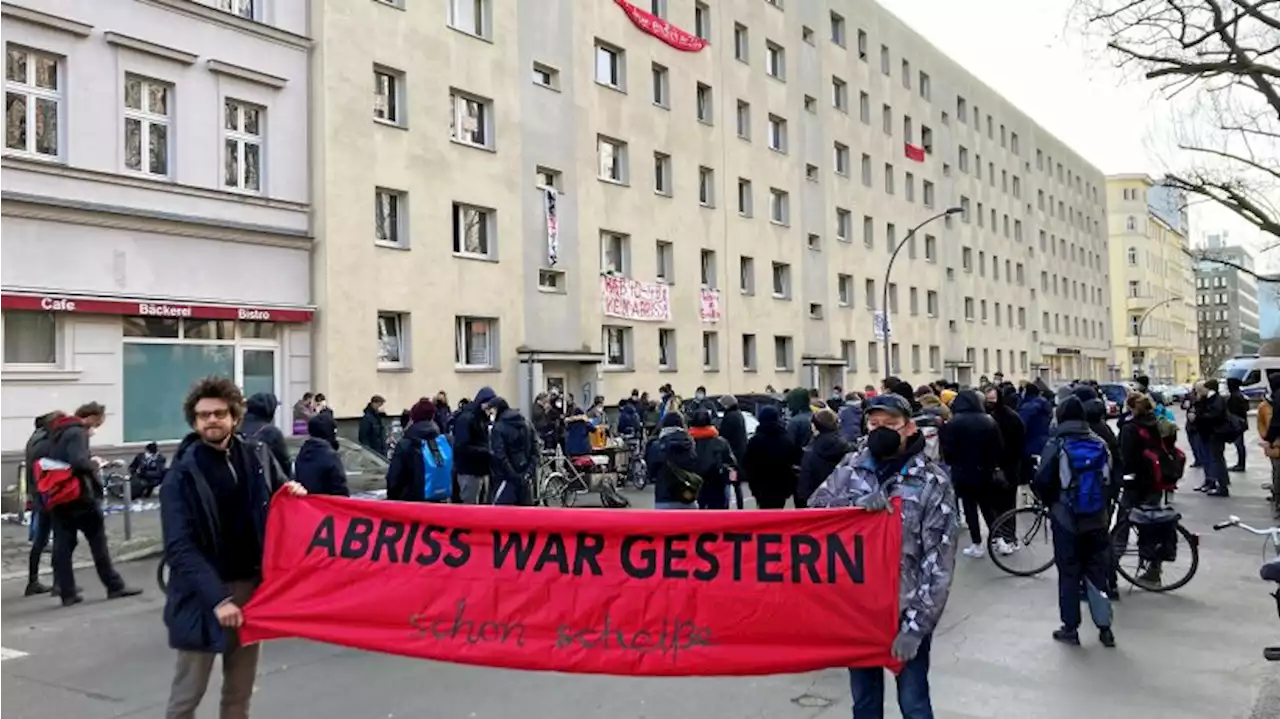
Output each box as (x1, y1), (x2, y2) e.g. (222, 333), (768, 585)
(195, 409), (231, 421)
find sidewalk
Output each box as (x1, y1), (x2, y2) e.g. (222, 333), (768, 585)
(0, 502), (164, 582)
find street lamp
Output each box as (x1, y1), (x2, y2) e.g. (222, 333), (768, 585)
(882, 206), (965, 379)
(1134, 295), (1182, 380)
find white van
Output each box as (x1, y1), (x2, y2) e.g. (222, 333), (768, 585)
(1216, 355), (1280, 403)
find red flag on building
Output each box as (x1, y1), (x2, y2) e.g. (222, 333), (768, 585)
(904, 143), (926, 162)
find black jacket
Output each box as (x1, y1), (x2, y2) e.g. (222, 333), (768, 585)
(295, 415), (349, 497)
(1119, 414), (1162, 499)
(385, 420), (443, 502)
(46, 416), (102, 503)
(241, 393), (292, 479)
(129, 451), (168, 485)
(718, 407), (749, 468)
(357, 404), (386, 456)
(453, 387), (496, 476)
(939, 390), (1004, 488)
(646, 427), (699, 505)
(1193, 392), (1229, 437)
(797, 428), (851, 505)
(1033, 419), (1109, 532)
(742, 412), (801, 506)
(690, 427), (736, 505)
(989, 398), (1026, 483)
(24, 424), (55, 499)
(489, 401), (538, 486)
(1227, 390), (1250, 420)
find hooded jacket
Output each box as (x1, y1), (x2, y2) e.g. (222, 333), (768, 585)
(1119, 412), (1163, 499)
(453, 387), (496, 476)
(295, 414), (349, 497)
(1193, 389), (1229, 437)
(938, 390), (1003, 487)
(797, 426), (852, 506)
(357, 403), (387, 456)
(385, 419), (444, 501)
(717, 404), (749, 469)
(742, 406), (801, 506)
(989, 392), (1026, 483)
(689, 424), (736, 508)
(1226, 378), (1250, 420)
(1017, 387), (1052, 458)
(917, 393), (952, 423)
(241, 393), (292, 480)
(1033, 397), (1110, 532)
(838, 401), (864, 442)
(489, 398), (538, 506)
(785, 388), (814, 452)
(1073, 386), (1120, 465)
(46, 416), (102, 503)
(646, 425), (700, 505)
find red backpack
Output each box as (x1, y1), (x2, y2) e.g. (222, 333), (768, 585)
(34, 457), (82, 508)
(1136, 425), (1185, 492)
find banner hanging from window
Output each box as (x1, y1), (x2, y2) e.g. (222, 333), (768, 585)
(543, 187), (559, 267)
(904, 143), (926, 162)
(614, 0), (708, 53)
(240, 495), (903, 676)
(699, 288), (721, 323)
(601, 276), (671, 322)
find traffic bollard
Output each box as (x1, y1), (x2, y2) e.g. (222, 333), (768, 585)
(122, 471), (133, 541)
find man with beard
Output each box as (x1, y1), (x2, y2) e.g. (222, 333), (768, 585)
(808, 394), (958, 719)
(162, 376), (307, 718)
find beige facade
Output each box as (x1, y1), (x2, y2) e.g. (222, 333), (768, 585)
(310, 0), (1113, 415)
(1105, 175), (1198, 383)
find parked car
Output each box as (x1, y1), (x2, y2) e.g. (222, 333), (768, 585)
(283, 435), (389, 497)
(1098, 383), (1132, 418)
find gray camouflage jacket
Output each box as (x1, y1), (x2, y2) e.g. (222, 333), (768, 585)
(808, 441), (959, 646)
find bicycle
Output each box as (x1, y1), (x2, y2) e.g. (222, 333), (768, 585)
(535, 447), (628, 509)
(1215, 516), (1280, 662)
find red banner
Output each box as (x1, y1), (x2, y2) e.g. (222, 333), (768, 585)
(904, 143), (926, 162)
(0, 292), (313, 323)
(614, 0), (708, 52)
(241, 495), (903, 676)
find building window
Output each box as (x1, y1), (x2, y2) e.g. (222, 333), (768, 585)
(452, 202), (495, 259)
(651, 63), (669, 107)
(450, 90), (492, 149)
(598, 135), (628, 183)
(223, 99), (262, 193)
(649, 0), (667, 17)
(700, 249), (717, 288)
(774, 335), (793, 370)
(123, 75), (170, 176)
(656, 240), (674, 283)
(603, 326), (632, 369)
(2, 310), (57, 365)
(771, 262), (791, 299)
(884, 163), (894, 195)
(1127, 246), (1138, 266)
(735, 100), (751, 139)
(737, 178), (753, 216)
(734, 23), (749, 62)
(375, 188), (407, 247)
(742, 333), (757, 371)
(919, 71), (931, 100)
(964, 297), (975, 321)
(658, 328), (676, 370)
(698, 166), (715, 207)
(865, 278), (877, 309)
(867, 341), (879, 372)
(595, 41), (625, 90)
(769, 188), (789, 225)
(809, 303), (824, 319)
(532, 62), (560, 90)
(880, 44), (890, 74)
(653, 152), (672, 195)
(455, 316), (495, 368)
(765, 41), (785, 79)
(838, 274), (853, 306)
(834, 142), (850, 175)
(702, 331), (719, 370)
(926, 290), (939, 317)
(378, 312), (407, 369)
(692, 1), (711, 39)
(1127, 215), (1137, 231)
(601, 231), (630, 275)
(924, 234), (937, 262)
(882, 104), (893, 134)
(373, 67), (404, 124)
(5, 46), (61, 159)
(859, 91), (870, 124)
(831, 12), (846, 46)
(922, 179), (935, 208)
(832, 76), (848, 112)
(448, 0), (490, 37)
(696, 82), (713, 124)
(767, 114), (787, 152)
(739, 256), (755, 295)
(836, 207), (852, 242)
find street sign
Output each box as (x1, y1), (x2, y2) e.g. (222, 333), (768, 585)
(873, 311), (890, 341)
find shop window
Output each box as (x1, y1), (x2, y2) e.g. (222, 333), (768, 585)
(123, 343), (233, 442)
(2, 310), (57, 365)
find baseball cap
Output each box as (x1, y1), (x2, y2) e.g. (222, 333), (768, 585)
(864, 393), (912, 419)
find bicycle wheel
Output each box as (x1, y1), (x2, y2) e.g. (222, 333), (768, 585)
(155, 556), (169, 593)
(628, 458), (648, 490)
(1116, 522), (1199, 593)
(540, 473), (575, 508)
(987, 506), (1055, 577)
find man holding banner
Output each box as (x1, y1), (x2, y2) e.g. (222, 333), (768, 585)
(809, 393), (959, 719)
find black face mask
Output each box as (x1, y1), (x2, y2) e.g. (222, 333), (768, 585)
(866, 427), (903, 460)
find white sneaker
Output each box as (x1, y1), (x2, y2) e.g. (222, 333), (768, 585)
(994, 538), (1016, 556)
(962, 544), (985, 558)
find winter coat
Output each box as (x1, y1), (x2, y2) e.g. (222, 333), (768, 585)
(357, 404), (387, 456)
(742, 407), (801, 506)
(690, 426), (736, 508)
(989, 396), (1026, 484)
(1227, 389), (1250, 421)
(1119, 414), (1163, 499)
(434, 400), (453, 435)
(717, 406), (749, 468)
(24, 423), (56, 500)
(294, 414), (349, 497)
(1032, 419), (1110, 532)
(1193, 392), (1229, 438)
(917, 394), (952, 423)
(489, 400), (539, 506)
(45, 416), (102, 504)
(938, 390), (1004, 488)
(564, 415), (593, 456)
(797, 428), (852, 506)
(160, 432), (285, 653)
(617, 405), (643, 435)
(385, 420), (444, 501)
(646, 427), (700, 505)
(453, 387), (497, 476)
(785, 388), (814, 452)
(838, 402), (864, 442)
(1017, 393), (1052, 458)
(129, 451), (168, 486)
(242, 393), (292, 479)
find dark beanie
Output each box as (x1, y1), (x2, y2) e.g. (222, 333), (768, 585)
(691, 409), (713, 427)
(661, 411), (685, 428)
(1056, 396), (1086, 423)
(410, 399), (436, 424)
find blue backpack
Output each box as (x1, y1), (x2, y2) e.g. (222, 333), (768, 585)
(1057, 435), (1110, 516)
(421, 437), (453, 502)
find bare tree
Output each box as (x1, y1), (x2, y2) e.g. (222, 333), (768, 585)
(1077, 0), (1280, 240)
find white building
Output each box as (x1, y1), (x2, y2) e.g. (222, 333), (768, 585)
(1, 0), (312, 452)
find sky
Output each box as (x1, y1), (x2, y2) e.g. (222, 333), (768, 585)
(881, 0), (1274, 264)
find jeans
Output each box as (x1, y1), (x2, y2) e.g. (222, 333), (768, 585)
(1204, 437), (1229, 488)
(166, 580), (260, 719)
(847, 634), (934, 719)
(1188, 428), (1207, 466)
(51, 501), (125, 599)
(28, 501), (52, 586)
(457, 474), (489, 504)
(1234, 433), (1247, 468)
(1052, 519), (1113, 630)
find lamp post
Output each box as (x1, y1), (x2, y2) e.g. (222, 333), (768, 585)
(882, 207), (965, 379)
(1134, 295), (1182, 380)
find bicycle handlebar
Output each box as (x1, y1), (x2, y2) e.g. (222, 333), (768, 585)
(1214, 516), (1277, 535)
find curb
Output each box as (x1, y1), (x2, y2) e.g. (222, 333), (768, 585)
(1, 540), (164, 582)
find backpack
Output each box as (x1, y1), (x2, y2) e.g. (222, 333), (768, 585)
(1057, 435), (1110, 516)
(420, 437), (454, 502)
(1136, 425), (1185, 491)
(1218, 413), (1247, 441)
(665, 459), (704, 504)
(34, 457), (82, 509)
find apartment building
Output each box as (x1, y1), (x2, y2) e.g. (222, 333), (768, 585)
(0, 0), (312, 451)
(1196, 233), (1261, 375)
(1105, 176), (1198, 383)
(312, 0), (1112, 415)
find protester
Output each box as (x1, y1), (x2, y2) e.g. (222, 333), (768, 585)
(1032, 396), (1116, 648)
(386, 399), (448, 502)
(291, 392), (314, 434)
(687, 409), (736, 510)
(718, 395), (749, 509)
(646, 412), (700, 510)
(357, 394), (387, 456)
(1193, 379), (1232, 497)
(161, 376), (307, 718)
(488, 397), (539, 506)
(1017, 383), (1053, 484)
(434, 392), (453, 435)
(797, 409), (852, 508)
(742, 405), (800, 509)
(23, 410), (64, 596)
(785, 387), (815, 451)
(1226, 377), (1250, 472)
(1185, 381), (1207, 468)
(617, 398), (643, 437)
(839, 391), (865, 442)
(985, 386), (1025, 547)
(128, 441), (168, 498)
(940, 390), (1005, 558)
(454, 387), (497, 503)
(294, 413), (350, 497)
(313, 393), (332, 417)
(1115, 393), (1176, 586)
(916, 390), (952, 424)
(808, 393), (958, 718)
(242, 393), (292, 479)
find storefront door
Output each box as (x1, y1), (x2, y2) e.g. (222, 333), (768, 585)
(238, 347), (278, 400)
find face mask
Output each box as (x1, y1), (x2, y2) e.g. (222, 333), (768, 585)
(866, 427), (903, 460)
(695, 392), (706, 400)
(985, 401), (997, 412)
